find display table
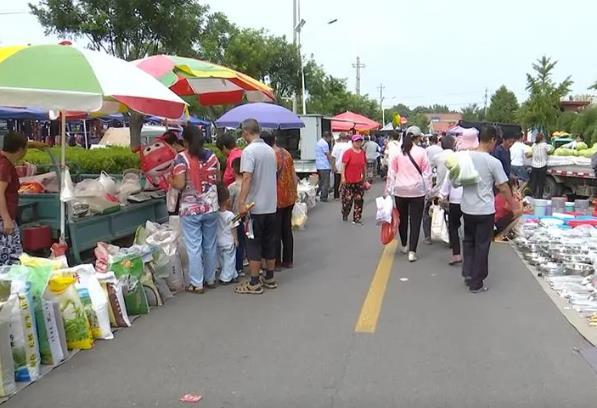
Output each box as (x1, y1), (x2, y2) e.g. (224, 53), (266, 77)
(19, 194), (168, 263)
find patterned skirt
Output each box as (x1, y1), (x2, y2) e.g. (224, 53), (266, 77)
(0, 220), (22, 266)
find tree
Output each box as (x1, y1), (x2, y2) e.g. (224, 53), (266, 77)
(571, 108), (597, 144)
(486, 86), (519, 123)
(384, 103), (412, 123)
(556, 111), (578, 133)
(460, 103), (484, 122)
(518, 56), (573, 135)
(30, 0), (210, 61)
(412, 112), (430, 133)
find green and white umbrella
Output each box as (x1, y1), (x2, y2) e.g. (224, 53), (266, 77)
(0, 43), (187, 241)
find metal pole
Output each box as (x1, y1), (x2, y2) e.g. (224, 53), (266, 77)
(82, 119), (88, 148)
(292, 0), (298, 113)
(59, 111), (66, 242)
(299, 0), (306, 114)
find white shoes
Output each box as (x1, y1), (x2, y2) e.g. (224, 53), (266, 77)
(401, 246), (409, 254)
(408, 252), (417, 262)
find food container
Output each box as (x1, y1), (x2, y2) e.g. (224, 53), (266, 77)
(539, 262), (564, 276)
(534, 199), (549, 217)
(563, 263), (594, 276)
(551, 197), (566, 213)
(575, 199), (591, 216)
(565, 202), (575, 212)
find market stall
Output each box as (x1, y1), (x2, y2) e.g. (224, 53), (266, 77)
(512, 199), (597, 338)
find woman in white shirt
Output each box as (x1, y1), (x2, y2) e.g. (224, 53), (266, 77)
(509, 136), (529, 182)
(528, 133), (550, 199)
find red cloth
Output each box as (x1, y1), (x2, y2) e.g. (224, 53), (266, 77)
(0, 154), (19, 220)
(223, 147), (242, 187)
(342, 148), (366, 184)
(494, 193), (511, 222)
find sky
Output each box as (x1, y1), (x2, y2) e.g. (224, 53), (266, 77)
(1, 0), (596, 112)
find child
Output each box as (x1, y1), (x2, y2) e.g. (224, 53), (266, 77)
(227, 157), (246, 276)
(217, 184), (239, 285)
(1, 132), (28, 266)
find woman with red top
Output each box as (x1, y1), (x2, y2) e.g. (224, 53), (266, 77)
(0, 132), (28, 266)
(216, 132), (243, 187)
(341, 134), (367, 224)
(262, 131), (298, 268)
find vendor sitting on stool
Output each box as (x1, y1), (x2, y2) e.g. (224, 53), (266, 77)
(0, 132), (28, 266)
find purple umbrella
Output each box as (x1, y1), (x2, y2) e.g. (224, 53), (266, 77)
(215, 102), (305, 129)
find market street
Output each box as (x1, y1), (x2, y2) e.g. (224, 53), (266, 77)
(4, 184), (597, 408)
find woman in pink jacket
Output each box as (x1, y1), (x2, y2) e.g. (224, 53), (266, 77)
(385, 126), (431, 262)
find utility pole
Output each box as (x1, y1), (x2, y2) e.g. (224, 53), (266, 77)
(377, 83), (385, 124)
(292, 0), (298, 113)
(483, 87), (488, 119)
(352, 56), (365, 96)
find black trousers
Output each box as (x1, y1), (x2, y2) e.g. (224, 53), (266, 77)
(448, 203), (463, 256)
(275, 205), (294, 265)
(394, 196), (425, 252)
(529, 166), (547, 199)
(462, 213), (494, 290)
(333, 172), (342, 199)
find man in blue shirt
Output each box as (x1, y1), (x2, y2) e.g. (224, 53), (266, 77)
(491, 133), (516, 178)
(315, 131), (333, 202)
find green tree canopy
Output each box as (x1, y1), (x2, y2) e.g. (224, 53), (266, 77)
(518, 56), (572, 134)
(30, 0), (211, 61)
(460, 103), (484, 122)
(486, 86), (519, 123)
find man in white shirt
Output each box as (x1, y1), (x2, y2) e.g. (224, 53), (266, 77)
(510, 135), (529, 182)
(422, 134), (444, 244)
(331, 133), (351, 199)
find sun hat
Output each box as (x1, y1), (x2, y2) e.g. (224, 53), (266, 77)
(456, 128), (480, 151)
(352, 134), (364, 142)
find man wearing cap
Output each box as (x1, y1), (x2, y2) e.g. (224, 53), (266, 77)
(315, 131), (334, 202)
(331, 133), (351, 199)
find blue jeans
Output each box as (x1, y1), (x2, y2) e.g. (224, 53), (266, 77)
(218, 245), (237, 283)
(181, 212), (218, 288)
(511, 165), (529, 182)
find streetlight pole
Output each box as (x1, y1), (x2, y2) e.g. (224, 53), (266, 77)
(297, 0), (307, 115)
(292, 0), (298, 113)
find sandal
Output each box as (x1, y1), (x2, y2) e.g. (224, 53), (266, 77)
(205, 282), (217, 289)
(260, 276), (278, 289)
(234, 280), (264, 295)
(185, 284), (204, 294)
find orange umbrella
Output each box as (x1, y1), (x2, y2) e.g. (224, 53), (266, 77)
(331, 111), (380, 132)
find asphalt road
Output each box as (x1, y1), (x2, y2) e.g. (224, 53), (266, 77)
(5, 183), (597, 407)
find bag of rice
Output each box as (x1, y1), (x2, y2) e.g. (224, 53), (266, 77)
(70, 265), (113, 340)
(45, 274), (93, 350)
(97, 273), (131, 328)
(0, 297), (16, 396)
(109, 254), (149, 316)
(39, 299), (64, 365)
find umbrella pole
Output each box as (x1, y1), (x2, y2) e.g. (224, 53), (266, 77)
(59, 111), (66, 243)
(82, 119), (88, 148)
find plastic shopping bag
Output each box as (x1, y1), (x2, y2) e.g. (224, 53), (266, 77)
(380, 208), (400, 245)
(291, 202), (308, 230)
(376, 196), (394, 225)
(447, 151), (481, 187)
(430, 205), (449, 244)
(71, 265), (113, 340)
(0, 297), (16, 396)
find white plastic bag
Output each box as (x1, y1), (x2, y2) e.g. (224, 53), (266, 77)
(99, 171), (118, 195)
(166, 188), (180, 213)
(292, 202), (308, 230)
(74, 178), (105, 198)
(376, 196), (394, 225)
(0, 297), (16, 396)
(60, 167), (75, 202)
(117, 172), (142, 203)
(449, 151), (481, 187)
(430, 205), (449, 244)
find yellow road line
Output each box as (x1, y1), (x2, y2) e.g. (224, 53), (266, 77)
(354, 240), (398, 333)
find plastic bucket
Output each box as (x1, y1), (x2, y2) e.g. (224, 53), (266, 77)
(565, 202), (575, 212)
(534, 199), (549, 217)
(551, 197), (566, 213)
(575, 199), (590, 215)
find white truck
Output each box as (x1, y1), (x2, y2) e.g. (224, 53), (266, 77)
(277, 114), (332, 174)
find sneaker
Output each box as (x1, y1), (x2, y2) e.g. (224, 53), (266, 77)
(423, 237), (433, 245)
(352, 220), (364, 226)
(449, 255), (463, 265)
(342, 215), (348, 222)
(400, 246), (409, 255)
(205, 281), (217, 289)
(470, 286), (489, 294)
(238, 270), (246, 277)
(408, 252), (417, 262)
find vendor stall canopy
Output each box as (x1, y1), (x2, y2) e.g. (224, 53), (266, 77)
(135, 55), (275, 106)
(0, 44), (186, 119)
(331, 111), (380, 132)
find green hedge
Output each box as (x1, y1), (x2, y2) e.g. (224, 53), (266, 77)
(25, 145), (226, 175)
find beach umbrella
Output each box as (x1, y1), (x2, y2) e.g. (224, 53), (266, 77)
(331, 111), (380, 132)
(0, 44), (187, 242)
(215, 103), (305, 129)
(135, 55), (275, 106)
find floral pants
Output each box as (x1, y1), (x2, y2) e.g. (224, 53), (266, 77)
(341, 183), (364, 222)
(0, 220), (22, 266)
